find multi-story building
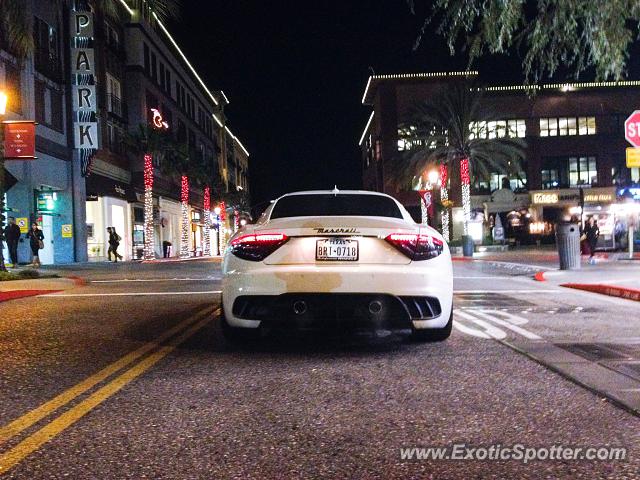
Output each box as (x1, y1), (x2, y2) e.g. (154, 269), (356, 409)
(2, 0), (250, 265)
(2, 0), (79, 265)
(360, 71), (640, 244)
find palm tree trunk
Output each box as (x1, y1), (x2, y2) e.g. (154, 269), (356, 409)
(143, 154), (155, 260)
(460, 158), (471, 235)
(203, 186), (211, 256)
(180, 175), (190, 258)
(439, 164), (450, 242)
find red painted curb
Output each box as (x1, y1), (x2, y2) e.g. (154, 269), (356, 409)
(561, 283), (640, 302)
(0, 290), (62, 303)
(451, 257), (474, 262)
(533, 271), (546, 282)
(66, 275), (87, 286)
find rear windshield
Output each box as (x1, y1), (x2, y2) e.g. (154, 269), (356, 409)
(270, 194), (403, 219)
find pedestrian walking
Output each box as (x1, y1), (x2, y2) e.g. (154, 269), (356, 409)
(26, 222), (44, 267)
(108, 227), (123, 262)
(584, 216), (600, 264)
(3, 217), (21, 267)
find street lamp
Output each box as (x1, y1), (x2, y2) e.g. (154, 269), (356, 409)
(0, 92), (7, 115)
(427, 170), (439, 187)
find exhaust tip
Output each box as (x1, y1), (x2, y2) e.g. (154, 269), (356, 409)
(368, 300), (383, 314)
(293, 300), (307, 315)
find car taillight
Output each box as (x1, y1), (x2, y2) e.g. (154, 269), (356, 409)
(385, 233), (444, 261)
(230, 233), (289, 261)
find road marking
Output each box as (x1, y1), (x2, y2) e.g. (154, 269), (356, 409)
(454, 310), (507, 339)
(0, 311), (214, 475)
(0, 307), (214, 446)
(91, 278), (220, 283)
(452, 319), (491, 338)
(454, 289), (561, 294)
(41, 291), (222, 297)
(453, 276), (515, 279)
(471, 310), (542, 340)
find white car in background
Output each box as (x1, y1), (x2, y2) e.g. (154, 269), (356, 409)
(221, 189), (453, 341)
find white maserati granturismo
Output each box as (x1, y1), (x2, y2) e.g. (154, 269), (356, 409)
(221, 189), (453, 341)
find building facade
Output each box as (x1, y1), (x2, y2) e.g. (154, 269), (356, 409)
(2, 0), (250, 265)
(360, 72), (640, 245)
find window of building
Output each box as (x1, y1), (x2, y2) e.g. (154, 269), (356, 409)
(34, 80), (46, 124)
(188, 130), (196, 148)
(143, 43), (150, 75)
(150, 52), (157, 83)
(159, 63), (165, 90)
(33, 17), (60, 80)
(4, 62), (21, 113)
(569, 156), (597, 186)
(165, 69), (171, 96)
(470, 119), (525, 139)
(177, 119), (187, 143)
(631, 167), (640, 182)
(106, 72), (122, 116)
(541, 169), (560, 189)
(105, 22), (120, 50)
(541, 155), (597, 188)
(540, 117), (596, 136)
(50, 88), (63, 132)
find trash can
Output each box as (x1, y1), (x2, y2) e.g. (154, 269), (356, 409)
(555, 222), (581, 270)
(461, 234), (474, 257)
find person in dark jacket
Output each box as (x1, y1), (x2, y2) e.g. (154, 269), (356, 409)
(584, 216), (600, 262)
(3, 217), (21, 267)
(26, 222), (44, 267)
(107, 227), (123, 262)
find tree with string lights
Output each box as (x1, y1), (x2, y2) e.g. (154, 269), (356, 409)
(389, 81), (525, 240)
(126, 124), (171, 260)
(161, 143), (210, 258)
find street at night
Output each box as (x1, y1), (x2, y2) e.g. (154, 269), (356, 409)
(1, 258), (639, 478)
(3, 1), (640, 478)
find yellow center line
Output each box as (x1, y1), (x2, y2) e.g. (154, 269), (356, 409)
(0, 314), (212, 475)
(0, 306), (215, 445)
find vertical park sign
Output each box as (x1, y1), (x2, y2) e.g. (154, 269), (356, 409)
(70, 3), (98, 176)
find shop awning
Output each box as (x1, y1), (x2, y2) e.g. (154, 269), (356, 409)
(85, 174), (137, 202)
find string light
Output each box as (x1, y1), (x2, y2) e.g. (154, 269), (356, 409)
(460, 158), (471, 236)
(143, 154), (155, 260)
(180, 175), (190, 258)
(203, 186), (211, 256)
(439, 164), (450, 242)
(219, 201), (227, 253)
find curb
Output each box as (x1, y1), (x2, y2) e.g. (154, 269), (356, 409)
(0, 289), (62, 303)
(561, 283), (640, 302)
(65, 275), (88, 287)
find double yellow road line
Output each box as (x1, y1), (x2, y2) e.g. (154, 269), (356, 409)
(0, 306), (216, 475)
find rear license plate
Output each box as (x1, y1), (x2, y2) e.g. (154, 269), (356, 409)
(316, 238), (359, 261)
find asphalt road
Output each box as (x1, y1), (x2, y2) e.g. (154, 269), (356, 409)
(1, 258), (639, 479)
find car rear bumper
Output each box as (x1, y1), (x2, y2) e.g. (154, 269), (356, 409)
(222, 257), (453, 330)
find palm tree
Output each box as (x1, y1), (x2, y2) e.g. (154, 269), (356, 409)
(390, 81), (526, 240)
(161, 144), (210, 257)
(126, 124), (172, 259)
(93, 0), (182, 23)
(0, 0), (34, 61)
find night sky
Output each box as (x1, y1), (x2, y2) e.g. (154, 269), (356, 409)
(169, 1), (529, 213)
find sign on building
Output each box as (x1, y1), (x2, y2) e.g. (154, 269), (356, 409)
(61, 224), (73, 238)
(3, 121), (36, 159)
(70, 7), (98, 175)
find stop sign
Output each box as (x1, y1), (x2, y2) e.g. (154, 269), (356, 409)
(624, 110), (640, 147)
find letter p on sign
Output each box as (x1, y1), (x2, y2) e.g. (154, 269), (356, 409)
(624, 111), (640, 148)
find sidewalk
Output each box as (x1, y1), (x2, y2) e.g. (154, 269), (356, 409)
(0, 275), (83, 303)
(535, 261), (640, 302)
